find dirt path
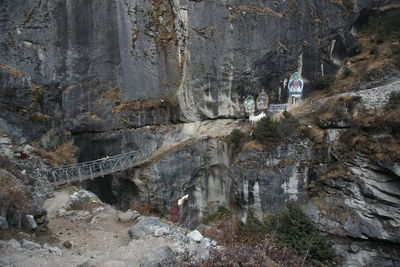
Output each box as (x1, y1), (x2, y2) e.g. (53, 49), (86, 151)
(1, 189), (190, 267)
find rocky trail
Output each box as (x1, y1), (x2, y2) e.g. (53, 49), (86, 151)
(0, 189), (215, 267)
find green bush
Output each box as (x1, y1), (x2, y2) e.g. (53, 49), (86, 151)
(369, 9), (400, 39)
(312, 75), (336, 90)
(343, 67), (352, 77)
(349, 42), (363, 56)
(280, 111), (300, 137)
(242, 209), (268, 239)
(386, 91), (400, 111)
(253, 117), (282, 144)
(268, 202), (337, 265)
(370, 46), (379, 56)
(229, 129), (245, 148)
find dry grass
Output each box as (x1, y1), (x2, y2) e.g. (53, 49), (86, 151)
(0, 64), (24, 78)
(112, 98), (162, 113)
(0, 165), (27, 211)
(97, 86), (122, 105)
(30, 112), (53, 122)
(231, 4), (284, 19)
(70, 112), (102, 121)
(241, 140), (267, 152)
(33, 140), (79, 167)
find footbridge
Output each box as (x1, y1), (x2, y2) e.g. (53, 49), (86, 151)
(47, 149), (150, 185)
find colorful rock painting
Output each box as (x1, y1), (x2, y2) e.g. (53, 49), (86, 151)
(257, 90), (269, 110)
(244, 95), (255, 113)
(288, 72), (304, 98)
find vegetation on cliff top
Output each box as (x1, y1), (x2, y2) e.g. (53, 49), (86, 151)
(197, 203), (337, 266)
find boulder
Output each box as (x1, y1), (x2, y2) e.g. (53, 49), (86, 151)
(22, 215), (37, 231)
(62, 240), (73, 249)
(139, 246), (178, 267)
(66, 190), (102, 210)
(128, 217), (168, 239)
(0, 216), (9, 229)
(154, 227), (170, 237)
(21, 239), (41, 250)
(8, 239), (21, 249)
(43, 243), (63, 256)
(118, 210), (140, 223)
(187, 230), (203, 242)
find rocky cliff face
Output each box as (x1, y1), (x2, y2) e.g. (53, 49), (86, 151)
(1, 1), (400, 266)
(2, 0), (396, 144)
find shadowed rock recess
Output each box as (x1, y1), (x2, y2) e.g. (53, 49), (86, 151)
(1, 0), (400, 266)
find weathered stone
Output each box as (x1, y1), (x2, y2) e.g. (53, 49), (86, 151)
(154, 227), (170, 237)
(21, 239), (41, 250)
(187, 230), (203, 242)
(66, 190), (102, 210)
(8, 239), (21, 249)
(128, 217), (168, 239)
(0, 216), (9, 229)
(118, 210), (140, 223)
(139, 246), (178, 267)
(43, 243), (63, 256)
(22, 215), (37, 231)
(62, 240), (73, 249)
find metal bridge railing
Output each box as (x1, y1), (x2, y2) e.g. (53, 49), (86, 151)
(47, 149), (150, 185)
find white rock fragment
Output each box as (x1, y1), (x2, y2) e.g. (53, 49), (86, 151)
(187, 230), (203, 242)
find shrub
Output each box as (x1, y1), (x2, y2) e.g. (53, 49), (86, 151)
(349, 42), (363, 56)
(370, 46), (379, 56)
(280, 111), (300, 137)
(312, 75), (336, 90)
(268, 202), (337, 265)
(169, 201), (180, 223)
(342, 0), (353, 10)
(375, 33), (385, 44)
(386, 91), (400, 111)
(229, 129), (245, 148)
(369, 9), (400, 40)
(202, 206), (232, 225)
(253, 117), (282, 144)
(343, 67), (352, 77)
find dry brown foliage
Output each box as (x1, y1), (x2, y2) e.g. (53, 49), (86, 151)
(231, 4), (284, 18)
(0, 166), (28, 212)
(130, 202), (157, 216)
(0, 64), (24, 78)
(33, 140), (79, 167)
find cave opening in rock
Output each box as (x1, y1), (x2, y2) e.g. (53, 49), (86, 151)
(82, 171), (141, 210)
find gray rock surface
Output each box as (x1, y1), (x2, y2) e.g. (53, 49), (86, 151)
(22, 214), (37, 231)
(8, 239), (21, 249)
(139, 246), (178, 267)
(118, 210), (140, 223)
(43, 243), (63, 256)
(154, 227), (170, 237)
(7, 210), (22, 229)
(128, 217), (169, 239)
(21, 239), (41, 250)
(1, 0), (396, 144)
(0, 216), (9, 229)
